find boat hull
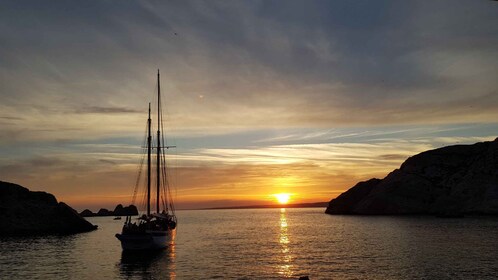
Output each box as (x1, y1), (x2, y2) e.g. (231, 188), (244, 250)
(116, 229), (175, 251)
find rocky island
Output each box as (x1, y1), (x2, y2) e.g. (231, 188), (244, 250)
(79, 204), (138, 217)
(0, 181), (97, 235)
(326, 138), (498, 216)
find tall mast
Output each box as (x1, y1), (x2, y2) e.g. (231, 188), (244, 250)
(156, 69), (161, 214)
(147, 102), (152, 216)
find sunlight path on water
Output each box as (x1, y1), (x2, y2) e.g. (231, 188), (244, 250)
(278, 208), (293, 277)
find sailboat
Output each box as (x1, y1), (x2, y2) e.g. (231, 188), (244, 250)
(115, 70), (177, 250)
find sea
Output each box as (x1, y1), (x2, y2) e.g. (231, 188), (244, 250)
(1, 208), (498, 279)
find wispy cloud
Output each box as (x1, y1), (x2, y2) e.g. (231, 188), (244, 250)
(74, 106), (142, 114)
(1, 132), (496, 210)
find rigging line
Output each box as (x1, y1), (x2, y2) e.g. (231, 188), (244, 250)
(140, 187), (147, 214)
(166, 143), (178, 212)
(161, 182), (167, 211)
(139, 165), (148, 214)
(149, 163), (155, 213)
(160, 111), (175, 214)
(159, 89), (178, 215)
(131, 119), (149, 206)
(163, 161), (171, 213)
(168, 186), (175, 214)
(164, 153), (174, 213)
(166, 158), (176, 214)
(132, 139), (147, 206)
(160, 150), (169, 212)
(164, 172), (169, 212)
(162, 148), (176, 215)
(159, 95), (169, 212)
(156, 73), (177, 215)
(161, 159), (166, 213)
(167, 165), (175, 213)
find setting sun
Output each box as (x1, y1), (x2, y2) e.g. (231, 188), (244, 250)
(273, 193), (291, 204)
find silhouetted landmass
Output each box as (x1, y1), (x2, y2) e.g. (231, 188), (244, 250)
(79, 204), (138, 217)
(326, 138), (498, 216)
(97, 208), (113, 216)
(0, 181), (97, 235)
(205, 202), (328, 210)
(80, 209), (93, 216)
(113, 204), (138, 216)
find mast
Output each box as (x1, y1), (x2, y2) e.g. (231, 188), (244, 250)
(147, 103), (152, 216)
(156, 69), (161, 214)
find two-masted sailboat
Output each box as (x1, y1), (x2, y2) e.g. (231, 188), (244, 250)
(116, 70), (177, 250)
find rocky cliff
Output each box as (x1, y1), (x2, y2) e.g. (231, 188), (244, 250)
(0, 181), (97, 235)
(326, 138), (498, 215)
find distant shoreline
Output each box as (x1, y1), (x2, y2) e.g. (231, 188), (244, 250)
(81, 202), (328, 213)
(197, 202), (328, 210)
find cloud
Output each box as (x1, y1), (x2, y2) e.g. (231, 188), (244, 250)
(74, 106), (142, 114)
(0, 1), (497, 136)
(99, 159), (118, 165)
(0, 116), (24, 120)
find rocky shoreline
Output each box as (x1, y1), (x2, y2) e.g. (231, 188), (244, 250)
(0, 181), (97, 235)
(326, 138), (498, 216)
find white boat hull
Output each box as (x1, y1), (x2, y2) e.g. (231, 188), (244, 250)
(116, 229), (176, 250)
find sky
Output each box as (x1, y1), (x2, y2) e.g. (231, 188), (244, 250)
(0, 1), (497, 211)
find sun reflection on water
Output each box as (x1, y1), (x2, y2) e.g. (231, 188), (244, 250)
(168, 241), (177, 279)
(278, 208), (293, 277)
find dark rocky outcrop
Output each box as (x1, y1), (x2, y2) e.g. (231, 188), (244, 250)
(80, 209), (93, 217)
(79, 204), (138, 217)
(97, 208), (112, 216)
(326, 138), (498, 216)
(113, 204), (138, 216)
(0, 181), (97, 235)
(114, 204), (125, 215)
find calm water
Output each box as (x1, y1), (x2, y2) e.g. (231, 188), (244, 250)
(1, 208), (498, 279)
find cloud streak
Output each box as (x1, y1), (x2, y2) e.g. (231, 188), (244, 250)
(74, 106), (142, 114)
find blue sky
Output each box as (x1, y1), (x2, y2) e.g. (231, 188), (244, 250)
(0, 1), (497, 210)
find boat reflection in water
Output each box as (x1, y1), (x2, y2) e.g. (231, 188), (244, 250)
(278, 208), (293, 277)
(119, 236), (176, 279)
